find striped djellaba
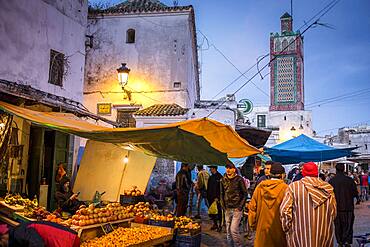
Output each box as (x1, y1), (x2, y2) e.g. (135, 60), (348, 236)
(280, 176), (337, 247)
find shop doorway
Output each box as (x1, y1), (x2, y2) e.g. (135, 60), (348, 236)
(27, 126), (73, 210)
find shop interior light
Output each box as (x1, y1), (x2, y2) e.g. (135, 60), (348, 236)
(123, 155), (129, 164)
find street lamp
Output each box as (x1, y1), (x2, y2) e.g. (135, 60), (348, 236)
(117, 63), (130, 88)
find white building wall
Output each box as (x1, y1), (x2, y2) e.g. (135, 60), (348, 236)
(0, 0), (88, 103)
(349, 132), (370, 155)
(244, 106), (313, 145)
(192, 109), (236, 128)
(84, 11), (198, 123)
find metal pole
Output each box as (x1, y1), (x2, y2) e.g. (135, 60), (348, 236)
(291, 0), (293, 20)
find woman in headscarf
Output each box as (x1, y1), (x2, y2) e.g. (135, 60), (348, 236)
(55, 177), (83, 214)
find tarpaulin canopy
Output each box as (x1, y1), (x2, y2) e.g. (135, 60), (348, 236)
(0, 101), (260, 165)
(265, 134), (357, 164)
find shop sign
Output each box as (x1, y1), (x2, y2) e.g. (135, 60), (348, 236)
(97, 103), (112, 115)
(237, 99), (253, 114)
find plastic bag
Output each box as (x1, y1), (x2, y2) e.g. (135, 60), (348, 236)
(208, 201), (218, 215)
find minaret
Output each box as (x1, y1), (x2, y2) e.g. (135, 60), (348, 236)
(269, 12), (304, 111)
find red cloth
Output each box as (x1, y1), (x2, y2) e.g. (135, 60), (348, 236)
(361, 175), (369, 186)
(29, 222), (80, 247)
(0, 224), (8, 235)
(302, 162), (318, 177)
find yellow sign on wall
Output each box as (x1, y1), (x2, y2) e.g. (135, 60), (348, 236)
(97, 103), (111, 115)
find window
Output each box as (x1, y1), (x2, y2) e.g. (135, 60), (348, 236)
(365, 144), (368, 150)
(301, 115), (304, 121)
(282, 39), (288, 51)
(117, 108), (138, 127)
(173, 82), (181, 88)
(257, 115), (266, 128)
(289, 39), (295, 51)
(126, 29), (135, 43)
(275, 40), (281, 52)
(284, 116), (286, 121)
(48, 49), (64, 86)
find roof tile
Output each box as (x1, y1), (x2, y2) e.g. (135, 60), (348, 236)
(90, 0), (192, 14)
(134, 104), (188, 116)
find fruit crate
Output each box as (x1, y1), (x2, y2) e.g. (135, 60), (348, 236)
(175, 233), (201, 247)
(119, 195), (145, 205)
(148, 219), (175, 228)
(177, 227), (201, 236)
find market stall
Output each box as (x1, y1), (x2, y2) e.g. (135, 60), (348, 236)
(265, 134), (357, 164)
(0, 101), (261, 245)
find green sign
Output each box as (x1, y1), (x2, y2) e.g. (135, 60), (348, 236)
(237, 99), (253, 114)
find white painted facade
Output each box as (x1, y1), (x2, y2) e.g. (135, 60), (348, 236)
(134, 108), (235, 129)
(350, 132), (370, 155)
(0, 0), (88, 103)
(243, 106), (313, 146)
(84, 10), (199, 123)
(191, 108), (236, 128)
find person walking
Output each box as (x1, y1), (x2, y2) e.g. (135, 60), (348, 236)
(353, 172), (361, 204)
(280, 162), (337, 247)
(220, 163), (247, 247)
(176, 163), (191, 217)
(291, 162), (304, 182)
(248, 162), (288, 247)
(360, 171), (369, 201)
(206, 165), (223, 231)
(255, 161), (272, 186)
(329, 163), (358, 247)
(194, 165), (210, 219)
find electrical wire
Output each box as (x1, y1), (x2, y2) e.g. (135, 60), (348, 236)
(205, 0), (342, 118)
(316, 119), (370, 134)
(306, 88), (370, 107)
(199, 0), (341, 110)
(197, 30), (270, 100)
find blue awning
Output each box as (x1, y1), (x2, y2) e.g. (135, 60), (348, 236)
(265, 134), (357, 164)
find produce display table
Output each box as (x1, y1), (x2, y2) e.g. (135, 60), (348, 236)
(0, 201), (24, 212)
(13, 212), (37, 222)
(71, 217), (134, 242)
(0, 214), (19, 227)
(130, 223), (173, 247)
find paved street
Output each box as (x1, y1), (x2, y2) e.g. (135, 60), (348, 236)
(199, 200), (370, 246)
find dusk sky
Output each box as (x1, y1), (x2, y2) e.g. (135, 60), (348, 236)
(94, 0), (370, 135)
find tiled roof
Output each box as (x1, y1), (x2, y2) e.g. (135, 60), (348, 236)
(280, 12), (292, 19)
(90, 0), (193, 14)
(134, 104), (189, 116)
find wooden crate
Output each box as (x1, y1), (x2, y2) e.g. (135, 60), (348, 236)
(72, 217), (134, 242)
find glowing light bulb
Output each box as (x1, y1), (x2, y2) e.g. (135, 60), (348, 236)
(123, 156), (129, 164)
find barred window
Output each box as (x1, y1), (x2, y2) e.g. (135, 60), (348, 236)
(257, 115), (266, 128)
(282, 39), (288, 51)
(48, 49), (64, 87)
(275, 39), (281, 52)
(117, 109), (137, 127)
(126, 29), (135, 43)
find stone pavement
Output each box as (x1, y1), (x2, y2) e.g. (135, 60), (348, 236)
(199, 200), (370, 247)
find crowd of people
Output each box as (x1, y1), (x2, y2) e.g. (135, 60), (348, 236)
(174, 161), (368, 247)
